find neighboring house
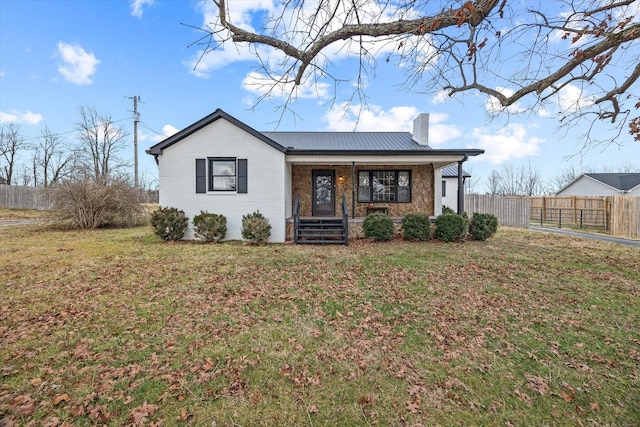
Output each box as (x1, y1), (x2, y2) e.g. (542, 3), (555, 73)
(556, 173), (640, 197)
(441, 164), (470, 211)
(146, 109), (483, 243)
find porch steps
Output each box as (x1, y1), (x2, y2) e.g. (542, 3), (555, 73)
(296, 218), (347, 245)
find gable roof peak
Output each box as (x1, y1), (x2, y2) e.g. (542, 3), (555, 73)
(146, 108), (286, 156)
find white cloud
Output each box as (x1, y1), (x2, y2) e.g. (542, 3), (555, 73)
(241, 71), (331, 101)
(0, 110), (43, 125)
(187, 0), (435, 79)
(537, 106), (551, 117)
(557, 83), (595, 113)
(57, 42), (100, 85)
(131, 0), (154, 18)
(147, 124), (180, 143)
(322, 103), (419, 131)
(469, 124), (544, 164)
(432, 90), (449, 105)
(428, 113), (462, 146)
(161, 124), (179, 137)
(485, 86), (523, 115)
(321, 104), (461, 145)
(185, 1), (278, 77)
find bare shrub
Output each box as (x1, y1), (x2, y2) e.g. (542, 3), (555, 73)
(51, 180), (143, 229)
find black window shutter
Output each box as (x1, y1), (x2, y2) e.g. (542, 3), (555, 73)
(237, 159), (248, 193)
(196, 158), (206, 193)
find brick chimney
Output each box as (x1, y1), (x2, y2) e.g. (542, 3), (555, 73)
(412, 113), (429, 146)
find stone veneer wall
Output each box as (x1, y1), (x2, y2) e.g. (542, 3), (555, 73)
(291, 164), (434, 217)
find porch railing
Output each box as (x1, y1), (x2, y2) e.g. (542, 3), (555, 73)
(341, 194), (349, 246)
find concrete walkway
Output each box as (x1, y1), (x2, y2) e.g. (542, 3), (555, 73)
(530, 226), (640, 248)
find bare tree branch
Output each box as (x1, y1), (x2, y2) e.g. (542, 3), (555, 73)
(200, 0), (640, 146)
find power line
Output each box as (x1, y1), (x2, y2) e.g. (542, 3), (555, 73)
(11, 116), (134, 142)
(139, 121), (165, 136)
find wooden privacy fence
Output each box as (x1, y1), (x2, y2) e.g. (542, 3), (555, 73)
(464, 194), (530, 228)
(0, 184), (53, 210)
(0, 184), (159, 210)
(530, 196), (609, 229)
(530, 195), (640, 238)
(610, 196), (640, 238)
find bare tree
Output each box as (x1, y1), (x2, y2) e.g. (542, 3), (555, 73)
(485, 163), (546, 196)
(75, 106), (129, 184)
(32, 126), (75, 187)
(485, 169), (501, 195)
(17, 164), (32, 186)
(204, 0), (640, 143)
(0, 122), (26, 185)
(463, 166), (480, 194)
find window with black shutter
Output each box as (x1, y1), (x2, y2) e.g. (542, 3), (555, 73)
(196, 158), (248, 194)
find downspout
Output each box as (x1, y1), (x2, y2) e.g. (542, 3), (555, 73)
(457, 155), (468, 215)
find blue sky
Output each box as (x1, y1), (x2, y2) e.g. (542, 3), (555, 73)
(1, 0), (638, 191)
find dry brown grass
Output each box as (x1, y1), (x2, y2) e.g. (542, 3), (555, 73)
(1, 224), (639, 426)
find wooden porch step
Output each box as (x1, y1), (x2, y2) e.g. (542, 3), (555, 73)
(296, 218), (347, 245)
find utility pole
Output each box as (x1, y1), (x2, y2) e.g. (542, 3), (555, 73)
(128, 96), (140, 187)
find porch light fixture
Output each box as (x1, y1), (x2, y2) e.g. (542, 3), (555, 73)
(338, 175), (345, 182)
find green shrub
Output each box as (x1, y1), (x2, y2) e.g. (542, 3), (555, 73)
(363, 213), (394, 242)
(401, 213), (432, 241)
(242, 210), (271, 245)
(433, 213), (467, 242)
(150, 207), (188, 242)
(442, 205), (455, 215)
(469, 213), (498, 241)
(193, 211), (227, 242)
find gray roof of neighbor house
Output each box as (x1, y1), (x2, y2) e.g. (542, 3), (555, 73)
(147, 109), (484, 157)
(441, 164), (471, 178)
(585, 173), (640, 191)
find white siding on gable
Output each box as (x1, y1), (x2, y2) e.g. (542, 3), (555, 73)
(556, 176), (622, 196)
(158, 118), (287, 242)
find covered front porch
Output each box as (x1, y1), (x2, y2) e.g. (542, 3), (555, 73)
(284, 155), (470, 243)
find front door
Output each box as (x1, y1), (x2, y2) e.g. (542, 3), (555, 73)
(312, 169), (335, 216)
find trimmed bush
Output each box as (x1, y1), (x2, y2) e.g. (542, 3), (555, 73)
(242, 210), (271, 245)
(469, 213), (498, 241)
(434, 213), (468, 242)
(193, 211), (227, 243)
(401, 213), (432, 241)
(363, 213), (394, 242)
(150, 207), (189, 242)
(442, 205), (455, 215)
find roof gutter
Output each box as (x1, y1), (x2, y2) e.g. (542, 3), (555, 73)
(284, 148), (484, 156)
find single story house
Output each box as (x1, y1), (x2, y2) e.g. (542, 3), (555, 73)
(146, 109), (484, 243)
(441, 164), (471, 211)
(556, 173), (640, 197)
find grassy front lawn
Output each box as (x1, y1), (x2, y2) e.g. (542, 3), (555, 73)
(1, 223), (638, 426)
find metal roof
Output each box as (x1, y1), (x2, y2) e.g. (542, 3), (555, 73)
(147, 109), (484, 159)
(261, 131), (432, 151)
(585, 173), (640, 191)
(441, 164), (471, 178)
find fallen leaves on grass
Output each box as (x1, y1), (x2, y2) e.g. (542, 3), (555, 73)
(1, 226), (639, 425)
